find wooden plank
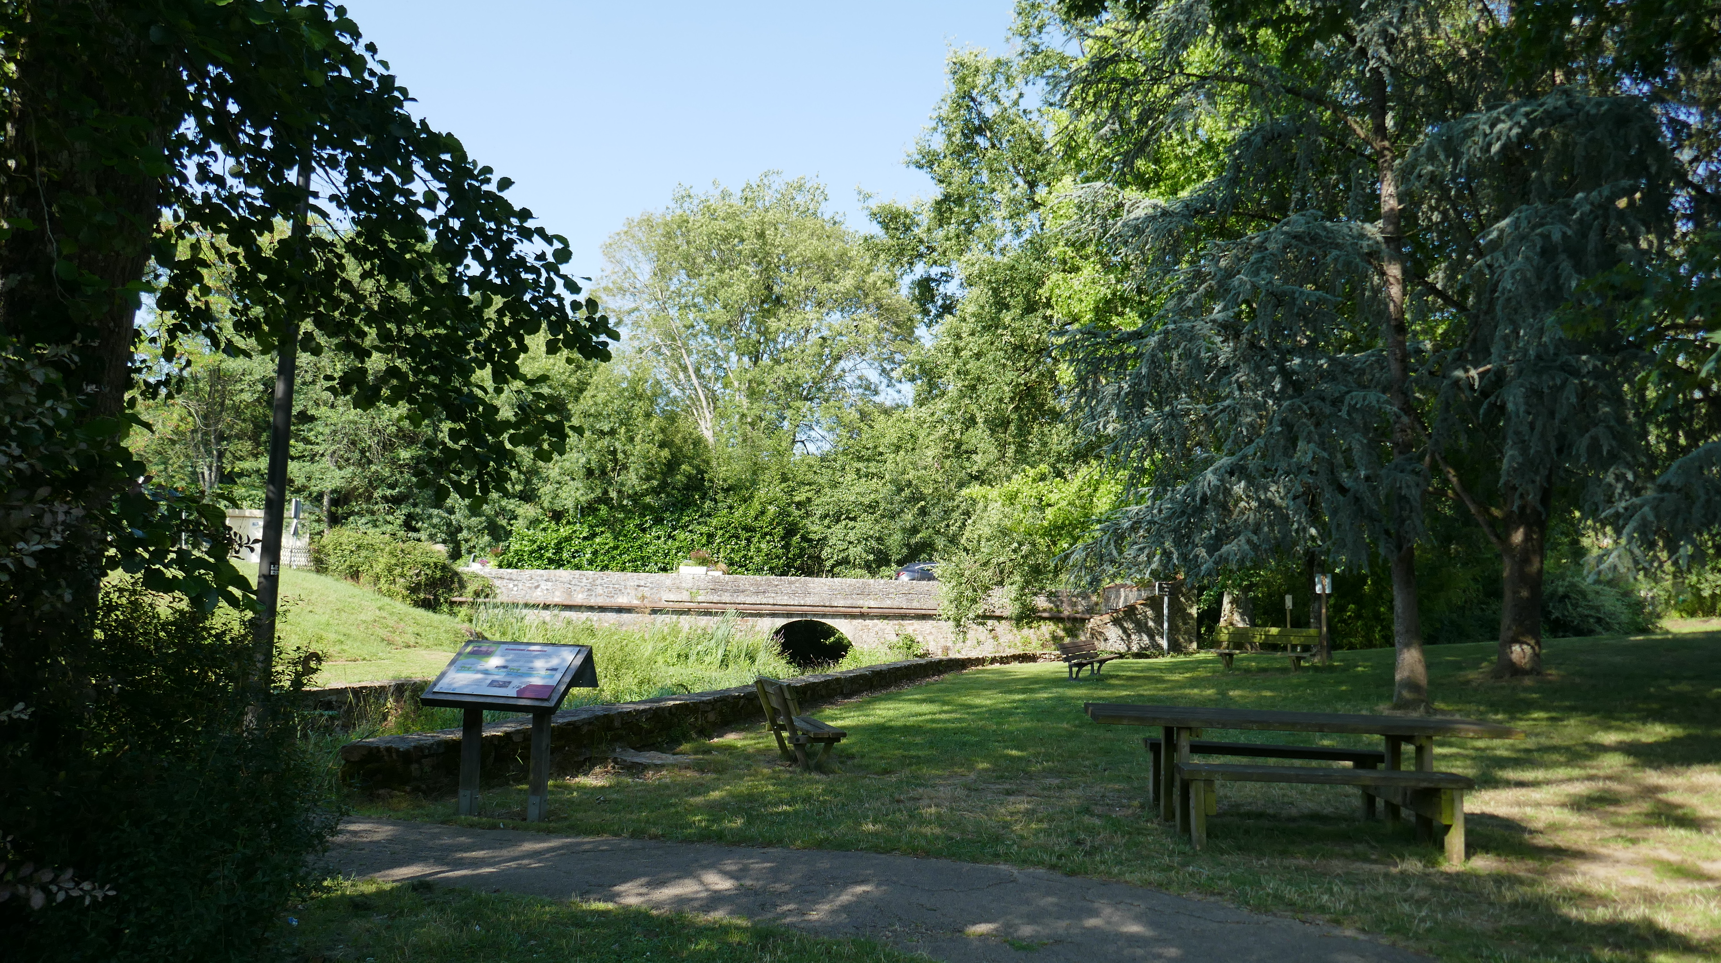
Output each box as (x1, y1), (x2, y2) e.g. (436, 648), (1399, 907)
(526, 711), (551, 822)
(1362, 784), (1459, 823)
(1086, 703), (1525, 739)
(1175, 762), (1474, 790)
(1142, 737), (1386, 765)
(1161, 726), (1177, 821)
(458, 706), (482, 817)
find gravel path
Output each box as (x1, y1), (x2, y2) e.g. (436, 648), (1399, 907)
(326, 819), (1427, 962)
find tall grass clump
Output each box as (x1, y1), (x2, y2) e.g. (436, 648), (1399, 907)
(468, 607), (800, 706)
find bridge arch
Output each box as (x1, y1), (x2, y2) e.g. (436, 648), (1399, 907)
(771, 619), (852, 669)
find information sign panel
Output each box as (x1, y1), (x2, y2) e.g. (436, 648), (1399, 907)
(420, 640), (598, 712)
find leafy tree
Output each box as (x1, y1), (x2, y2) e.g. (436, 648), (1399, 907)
(600, 174), (911, 461)
(1, 1), (613, 953)
(871, 46), (1084, 487)
(1050, 0), (1502, 705)
(939, 463), (1121, 632)
(1051, 0), (1717, 693)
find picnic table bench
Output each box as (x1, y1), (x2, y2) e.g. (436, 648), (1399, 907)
(1212, 626), (1319, 669)
(755, 676), (846, 770)
(1142, 737), (1386, 807)
(1057, 639), (1122, 679)
(1088, 703), (1524, 861)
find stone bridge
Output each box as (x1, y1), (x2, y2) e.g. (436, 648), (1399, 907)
(467, 568), (1191, 661)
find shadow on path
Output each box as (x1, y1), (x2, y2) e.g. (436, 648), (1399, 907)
(326, 818), (1428, 963)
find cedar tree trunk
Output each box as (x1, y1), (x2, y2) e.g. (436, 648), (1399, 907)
(1494, 485), (1551, 676)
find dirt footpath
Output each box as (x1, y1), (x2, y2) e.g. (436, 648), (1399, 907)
(327, 819), (1427, 963)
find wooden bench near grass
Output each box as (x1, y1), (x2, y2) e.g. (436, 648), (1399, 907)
(755, 676), (847, 770)
(1213, 626), (1319, 669)
(1142, 737), (1386, 807)
(1057, 639), (1123, 679)
(1177, 762), (1475, 861)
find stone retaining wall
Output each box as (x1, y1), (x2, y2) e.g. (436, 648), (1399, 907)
(338, 653), (1058, 792)
(300, 680), (428, 727)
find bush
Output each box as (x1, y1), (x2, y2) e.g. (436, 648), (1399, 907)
(498, 500), (819, 576)
(1543, 565), (1653, 638)
(312, 527), (470, 609)
(0, 581), (336, 961)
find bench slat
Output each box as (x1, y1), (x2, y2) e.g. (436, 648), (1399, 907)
(793, 716), (847, 739)
(1144, 738), (1385, 765)
(1176, 762), (1474, 790)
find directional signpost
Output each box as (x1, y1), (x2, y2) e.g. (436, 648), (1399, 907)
(420, 641), (599, 821)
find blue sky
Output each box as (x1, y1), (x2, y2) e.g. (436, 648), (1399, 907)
(341, 1), (1020, 280)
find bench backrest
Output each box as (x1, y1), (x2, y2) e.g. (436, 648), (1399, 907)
(1214, 625), (1318, 646)
(755, 676), (805, 736)
(1059, 640), (1101, 656)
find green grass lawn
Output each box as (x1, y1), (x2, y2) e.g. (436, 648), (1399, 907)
(268, 568), (469, 685)
(362, 631), (1721, 963)
(289, 878), (925, 963)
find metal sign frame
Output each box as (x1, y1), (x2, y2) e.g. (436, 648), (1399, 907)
(420, 641), (599, 822)
(420, 640), (598, 712)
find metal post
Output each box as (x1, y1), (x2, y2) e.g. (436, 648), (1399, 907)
(1284, 593), (1293, 629)
(526, 711), (552, 821)
(1162, 590), (1171, 654)
(252, 156), (315, 674)
(459, 706), (482, 816)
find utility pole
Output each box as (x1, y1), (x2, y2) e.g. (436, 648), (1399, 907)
(253, 156), (314, 679)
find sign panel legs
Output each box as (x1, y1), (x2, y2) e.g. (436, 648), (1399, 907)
(459, 707), (482, 816)
(526, 711), (552, 822)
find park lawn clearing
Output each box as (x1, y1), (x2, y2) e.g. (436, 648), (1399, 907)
(266, 568), (468, 685)
(361, 630), (1721, 963)
(287, 877), (925, 963)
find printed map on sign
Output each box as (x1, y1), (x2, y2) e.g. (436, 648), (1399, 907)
(429, 642), (581, 701)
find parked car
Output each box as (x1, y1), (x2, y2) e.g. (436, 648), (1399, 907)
(895, 562), (938, 581)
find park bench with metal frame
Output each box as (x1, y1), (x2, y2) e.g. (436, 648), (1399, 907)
(1086, 702), (1523, 862)
(1212, 626), (1319, 670)
(1057, 639), (1122, 679)
(755, 676), (846, 770)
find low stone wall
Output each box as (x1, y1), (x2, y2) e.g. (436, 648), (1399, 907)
(339, 653), (1056, 792)
(299, 680), (428, 727)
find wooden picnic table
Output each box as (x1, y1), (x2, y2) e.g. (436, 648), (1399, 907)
(1085, 703), (1525, 849)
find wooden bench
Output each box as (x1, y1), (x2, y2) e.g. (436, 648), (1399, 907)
(1057, 640), (1123, 678)
(1176, 762), (1474, 861)
(755, 676), (847, 770)
(1213, 626), (1318, 669)
(1142, 737), (1385, 807)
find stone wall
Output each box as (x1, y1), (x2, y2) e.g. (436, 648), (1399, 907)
(338, 653), (1058, 792)
(465, 568), (1097, 655)
(299, 680), (428, 727)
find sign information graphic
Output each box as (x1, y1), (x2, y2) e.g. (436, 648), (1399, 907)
(431, 642), (583, 701)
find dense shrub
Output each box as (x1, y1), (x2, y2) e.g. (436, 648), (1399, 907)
(1543, 565), (1653, 638)
(0, 581), (336, 962)
(498, 500), (819, 576)
(312, 527), (471, 609)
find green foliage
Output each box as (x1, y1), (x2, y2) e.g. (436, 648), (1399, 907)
(0, 581), (335, 961)
(311, 528), (470, 611)
(600, 173), (912, 456)
(1542, 567), (1654, 638)
(940, 465), (1120, 630)
(498, 496), (819, 577)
